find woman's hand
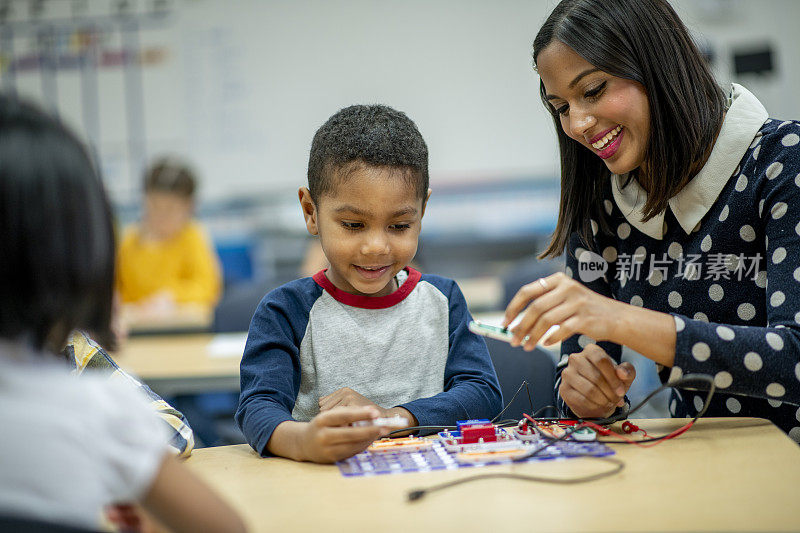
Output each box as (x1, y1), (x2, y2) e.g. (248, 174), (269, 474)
(502, 272), (624, 350)
(559, 344), (636, 418)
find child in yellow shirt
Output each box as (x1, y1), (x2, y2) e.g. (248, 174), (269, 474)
(117, 158), (222, 319)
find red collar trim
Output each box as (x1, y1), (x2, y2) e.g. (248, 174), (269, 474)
(312, 267), (421, 309)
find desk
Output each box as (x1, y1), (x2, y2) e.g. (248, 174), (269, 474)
(114, 333), (244, 396)
(185, 418), (800, 532)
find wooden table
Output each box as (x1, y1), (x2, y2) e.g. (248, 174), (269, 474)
(185, 418), (800, 532)
(114, 333), (244, 396)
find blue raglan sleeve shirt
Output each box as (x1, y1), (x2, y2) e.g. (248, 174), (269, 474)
(235, 279), (318, 456)
(399, 275), (503, 426)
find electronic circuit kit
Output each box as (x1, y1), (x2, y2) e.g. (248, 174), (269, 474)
(337, 418), (612, 477)
(335, 374), (717, 501)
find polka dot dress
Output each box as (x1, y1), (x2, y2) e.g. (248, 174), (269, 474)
(558, 118), (800, 443)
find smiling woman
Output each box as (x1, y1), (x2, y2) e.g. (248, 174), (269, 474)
(501, 0), (800, 443)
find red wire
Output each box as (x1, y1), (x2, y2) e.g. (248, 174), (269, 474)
(523, 414), (697, 447)
(582, 420), (695, 447)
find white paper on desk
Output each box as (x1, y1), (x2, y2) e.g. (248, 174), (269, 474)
(206, 333), (248, 358)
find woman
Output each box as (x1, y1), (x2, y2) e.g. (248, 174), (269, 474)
(503, 0), (800, 441)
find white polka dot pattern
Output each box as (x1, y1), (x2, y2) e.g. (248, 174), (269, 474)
(771, 202), (788, 219)
(692, 342), (710, 361)
(577, 335), (593, 349)
(744, 352), (762, 371)
(693, 396), (704, 412)
(766, 332), (784, 351)
(737, 303), (756, 321)
(648, 269), (663, 286)
(726, 397), (741, 414)
(667, 242), (682, 260)
(555, 118), (800, 444)
(668, 291), (682, 308)
(766, 162), (783, 179)
(766, 383), (785, 397)
(714, 372), (733, 388)
(782, 133), (799, 146)
(708, 284), (724, 302)
(770, 291), (785, 307)
(716, 326), (735, 341)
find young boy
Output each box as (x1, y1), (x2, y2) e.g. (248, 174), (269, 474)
(236, 104), (502, 463)
(116, 157), (222, 320)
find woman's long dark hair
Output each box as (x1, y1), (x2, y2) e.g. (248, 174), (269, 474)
(535, 0), (726, 258)
(0, 95), (116, 352)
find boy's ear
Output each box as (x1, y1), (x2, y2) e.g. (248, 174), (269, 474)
(420, 188), (433, 218)
(298, 187), (319, 235)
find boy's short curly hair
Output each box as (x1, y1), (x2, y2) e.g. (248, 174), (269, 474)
(307, 104), (429, 203)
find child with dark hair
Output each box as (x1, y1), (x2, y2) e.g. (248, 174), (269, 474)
(237, 104), (502, 463)
(502, 0), (800, 442)
(0, 95), (245, 532)
(116, 156), (222, 321)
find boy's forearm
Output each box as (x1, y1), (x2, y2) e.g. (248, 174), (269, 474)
(266, 420), (308, 461)
(382, 406), (418, 436)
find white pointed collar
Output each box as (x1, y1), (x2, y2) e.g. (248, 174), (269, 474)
(611, 84), (769, 240)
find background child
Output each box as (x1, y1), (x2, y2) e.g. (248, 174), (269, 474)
(236, 104), (502, 463)
(0, 95), (245, 532)
(116, 156), (222, 322)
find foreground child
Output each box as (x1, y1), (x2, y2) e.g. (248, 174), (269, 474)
(0, 95), (245, 532)
(236, 105), (502, 463)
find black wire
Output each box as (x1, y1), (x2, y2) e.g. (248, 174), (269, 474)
(490, 380), (532, 424)
(529, 405), (559, 419)
(407, 455), (624, 502)
(591, 374), (717, 444)
(405, 374), (716, 501)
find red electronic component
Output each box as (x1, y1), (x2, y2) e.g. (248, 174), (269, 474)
(460, 423), (497, 444)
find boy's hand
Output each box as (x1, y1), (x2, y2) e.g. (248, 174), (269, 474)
(319, 387), (379, 412)
(559, 344), (636, 419)
(318, 388), (419, 436)
(299, 406), (389, 463)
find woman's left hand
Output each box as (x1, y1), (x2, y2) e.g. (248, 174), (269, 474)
(502, 272), (624, 350)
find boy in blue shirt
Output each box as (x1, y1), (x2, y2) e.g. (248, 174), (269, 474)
(236, 104), (502, 463)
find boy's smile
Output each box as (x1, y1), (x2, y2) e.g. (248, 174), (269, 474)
(299, 163), (430, 298)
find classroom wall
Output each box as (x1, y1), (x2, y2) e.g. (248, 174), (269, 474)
(1, 0), (799, 205)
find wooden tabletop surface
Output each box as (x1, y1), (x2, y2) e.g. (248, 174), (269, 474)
(185, 417), (800, 532)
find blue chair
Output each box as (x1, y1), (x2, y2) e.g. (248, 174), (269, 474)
(485, 338), (557, 421)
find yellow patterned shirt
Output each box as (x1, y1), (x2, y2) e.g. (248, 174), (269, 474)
(62, 331), (195, 457)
